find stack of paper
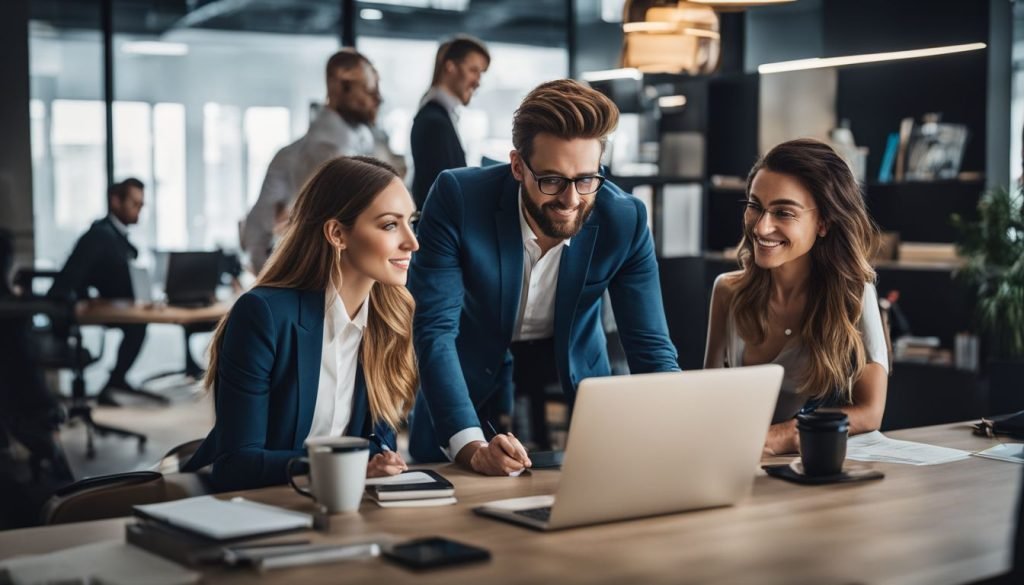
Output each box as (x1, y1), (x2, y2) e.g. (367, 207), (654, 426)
(364, 470), (456, 508)
(845, 431), (971, 465)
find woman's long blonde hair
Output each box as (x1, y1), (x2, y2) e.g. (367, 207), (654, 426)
(731, 138), (880, 403)
(205, 156), (417, 430)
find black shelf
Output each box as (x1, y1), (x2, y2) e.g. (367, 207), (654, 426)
(865, 179), (983, 243)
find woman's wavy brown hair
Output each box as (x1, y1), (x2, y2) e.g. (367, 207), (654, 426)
(731, 138), (880, 403)
(205, 156), (417, 430)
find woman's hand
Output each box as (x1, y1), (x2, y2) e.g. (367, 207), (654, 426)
(366, 451), (408, 477)
(764, 419), (800, 455)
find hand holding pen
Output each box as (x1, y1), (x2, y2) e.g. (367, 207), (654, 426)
(366, 433), (408, 478)
(467, 420), (532, 477)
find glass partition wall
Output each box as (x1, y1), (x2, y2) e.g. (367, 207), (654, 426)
(29, 0), (571, 270)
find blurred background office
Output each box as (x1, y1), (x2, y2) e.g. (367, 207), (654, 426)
(0, 0), (1021, 529)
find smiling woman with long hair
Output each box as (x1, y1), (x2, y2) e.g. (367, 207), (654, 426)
(704, 138), (890, 455)
(184, 156), (419, 491)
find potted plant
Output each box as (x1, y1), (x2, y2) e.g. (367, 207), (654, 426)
(952, 184), (1024, 415)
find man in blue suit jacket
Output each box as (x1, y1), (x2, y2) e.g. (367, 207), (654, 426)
(184, 288), (394, 492)
(408, 80), (679, 475)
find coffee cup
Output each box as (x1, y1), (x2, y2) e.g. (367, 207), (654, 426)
(286, 436), (369, 513)
(796, 410), (849, 477)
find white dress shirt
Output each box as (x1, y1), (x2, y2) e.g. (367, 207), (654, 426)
(243, 107), (374, 273)
(446, 189), (570, 459)
(307, 290), (370, 439)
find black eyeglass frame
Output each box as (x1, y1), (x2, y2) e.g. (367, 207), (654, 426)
(738, 199), (818, 223)
(520, 157), (606, 196)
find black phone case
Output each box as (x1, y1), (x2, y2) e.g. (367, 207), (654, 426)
(383, 537), (491, 569)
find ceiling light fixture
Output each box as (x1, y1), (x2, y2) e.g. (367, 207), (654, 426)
(758, 42), (986, 74)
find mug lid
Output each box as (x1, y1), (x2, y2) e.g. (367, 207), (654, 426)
(796, 409), (848, 424)
(304, 436), (369, 452)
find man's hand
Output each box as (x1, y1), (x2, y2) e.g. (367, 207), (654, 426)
(366, 451), (408, 477)
(457, 434), (532, 476)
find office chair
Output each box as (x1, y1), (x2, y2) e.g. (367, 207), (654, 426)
(11, 270), (147, 459)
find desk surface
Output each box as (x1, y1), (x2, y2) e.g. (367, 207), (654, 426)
(76, 300), (231, 326)
(1, 423), (1018, 585)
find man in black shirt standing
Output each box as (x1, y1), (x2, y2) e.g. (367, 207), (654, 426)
(50, 178), (147, 406)
(410, 35), (489, 210)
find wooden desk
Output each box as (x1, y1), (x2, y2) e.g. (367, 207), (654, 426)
(1, 423), (1018, 584)
(76, 300), (230, 326)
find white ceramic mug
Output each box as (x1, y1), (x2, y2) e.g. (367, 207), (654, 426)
(286, 436), (369, 513)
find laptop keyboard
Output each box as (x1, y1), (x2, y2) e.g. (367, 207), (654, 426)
(514, 506), (552, 522)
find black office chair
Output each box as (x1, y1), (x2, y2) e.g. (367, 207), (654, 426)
(10, 269), (146, 459)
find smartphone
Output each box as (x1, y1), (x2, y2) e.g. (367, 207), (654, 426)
(529, 450), (564, 469)
(382, 537), (490, 570)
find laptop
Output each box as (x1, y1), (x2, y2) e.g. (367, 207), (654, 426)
(164, 251), (222, 307)
(473, 364), (783, 531)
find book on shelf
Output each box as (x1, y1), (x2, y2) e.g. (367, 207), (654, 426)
(364, 469), (455, 507)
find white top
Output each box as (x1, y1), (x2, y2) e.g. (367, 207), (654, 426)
(513, 189), (570, 341)
(307, 290), (370, 439)
(446, 190), (571, 459)
(107, 213), (128, 236)
(243, 107), (374, 272)
(721, 278), (889, 424)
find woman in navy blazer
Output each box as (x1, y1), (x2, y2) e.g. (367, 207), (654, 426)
(185, 156), (420, 491)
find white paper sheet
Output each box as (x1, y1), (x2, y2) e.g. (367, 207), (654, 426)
(845, 431), (971, 465)
(0, 540), (199, 585)
(972, 443), (1024, 464)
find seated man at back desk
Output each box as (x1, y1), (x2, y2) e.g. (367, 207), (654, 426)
(408, 79), (680, 475)
(49, 178), (148, 406)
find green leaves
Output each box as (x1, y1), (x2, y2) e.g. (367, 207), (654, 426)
(953, 185), (1024, 359)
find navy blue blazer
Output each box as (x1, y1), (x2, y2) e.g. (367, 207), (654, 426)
(407, 164), (679, 462)
(184, 287), (394, 492)
(411, 100), (466, 209)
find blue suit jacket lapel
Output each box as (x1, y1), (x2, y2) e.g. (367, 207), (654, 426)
(495, 175), (524, 343)
(554, 222), (599, 386)
(294, 289), (324, 448)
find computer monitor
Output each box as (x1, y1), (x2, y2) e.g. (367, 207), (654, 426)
(164, 251), (221, 307)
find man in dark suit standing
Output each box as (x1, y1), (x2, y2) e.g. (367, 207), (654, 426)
(49, 178), (146, 406)
(410, 35), (489, 209)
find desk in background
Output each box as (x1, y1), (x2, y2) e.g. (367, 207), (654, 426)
(76, 300), (232, 393)
(76, 300), (231, 327)
(0, 423), (1018, 584)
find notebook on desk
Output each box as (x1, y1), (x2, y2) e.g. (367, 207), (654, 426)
(473, 365), (783, 531)
(134, 496), (313, 542)
(364, 469), (456, 507)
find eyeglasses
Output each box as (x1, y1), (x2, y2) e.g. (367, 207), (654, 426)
(521, 158), (606, 196)
(739, 199), (817, 223)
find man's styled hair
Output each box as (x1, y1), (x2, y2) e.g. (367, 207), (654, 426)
(429, 35), (490, 88)
(325, 47), (371, 78)
(108, 177), (143, 200)
(512, 79), (619, 163)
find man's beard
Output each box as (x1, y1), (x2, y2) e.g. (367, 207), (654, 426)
(335, 103), (375, 126)
(522, 192), (594, 240)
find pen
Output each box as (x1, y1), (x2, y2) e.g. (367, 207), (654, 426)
(484, 420), (529, 473)
(368, 433), (392, 452)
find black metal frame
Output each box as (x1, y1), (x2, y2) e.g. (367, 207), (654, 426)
(8, 271), (147, 459)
